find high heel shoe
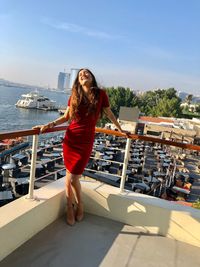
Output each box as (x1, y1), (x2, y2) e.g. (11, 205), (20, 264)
(66, 205), (75, 226)
(75, 202), (84, 222)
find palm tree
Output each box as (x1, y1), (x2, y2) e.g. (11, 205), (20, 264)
(185, 94), (193, 105)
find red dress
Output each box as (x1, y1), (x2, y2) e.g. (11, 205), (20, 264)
(62, 89), (110, 175)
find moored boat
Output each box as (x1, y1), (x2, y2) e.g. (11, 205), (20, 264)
(15, 91), (58, 111)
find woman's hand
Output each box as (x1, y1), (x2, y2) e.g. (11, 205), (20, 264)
(32, 123), (53, 133)
(103, 107), (132, 138)
(117, 128), (132, 138)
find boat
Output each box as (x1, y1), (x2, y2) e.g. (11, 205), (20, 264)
(58, 109), (65, 115)
(15, 91), (58, 111)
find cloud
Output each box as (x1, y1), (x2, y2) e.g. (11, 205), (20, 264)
(41, 17), (122, 40)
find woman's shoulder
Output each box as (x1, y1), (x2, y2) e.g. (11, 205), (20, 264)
(98, 87), (107, 95)
(98, 88), (110, 107)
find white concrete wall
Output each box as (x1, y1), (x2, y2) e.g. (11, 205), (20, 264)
(81, 181), (200, 247)
(0, 179), (66, 261)
(0, 178), (200, 261)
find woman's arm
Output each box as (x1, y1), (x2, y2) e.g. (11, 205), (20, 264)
(49, 107), (70, 127)
(103, 107), (123, 132)
(33, 107), (70, 133)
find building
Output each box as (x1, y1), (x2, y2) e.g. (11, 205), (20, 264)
(69, 68), (80, 89)
(65, 73), (71, 90)
(57, 68), (80, 92)
(57, 72), (70, 91)
(118, 106), (139, 133)
(138, 116), (197, 143)
(105, 107), (139, 133)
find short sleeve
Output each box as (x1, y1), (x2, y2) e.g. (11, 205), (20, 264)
(101, 90), (110, 108)
(67, 96), (71, 107)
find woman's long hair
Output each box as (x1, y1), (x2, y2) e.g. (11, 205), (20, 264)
(69, 69), (100, 120)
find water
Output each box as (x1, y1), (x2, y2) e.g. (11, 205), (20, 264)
(0, 85), (69, 132)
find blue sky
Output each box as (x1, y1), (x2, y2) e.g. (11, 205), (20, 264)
(1, 0), (200, 93)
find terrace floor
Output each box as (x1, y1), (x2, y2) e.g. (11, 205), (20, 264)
(1, 213), (200, 267)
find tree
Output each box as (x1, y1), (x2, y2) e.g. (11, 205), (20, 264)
(164, 88), (177, 99)
(185, 94), (193, 105)
(195, 104), (200, 113)
(150, 97), (182, 117)
(137, 88), (182, 117)
(98, 87), (139, 126)
(106, 87), (139, 117)
(137, 90), (157, 115)
(99, 87), (182, 125)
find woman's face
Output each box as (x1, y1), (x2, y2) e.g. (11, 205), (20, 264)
(78, 69), (93, 86)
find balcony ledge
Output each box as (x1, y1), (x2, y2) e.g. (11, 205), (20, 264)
(0, 177), (200, 261)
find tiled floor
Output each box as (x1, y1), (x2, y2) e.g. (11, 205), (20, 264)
(1, 213), (200, 267)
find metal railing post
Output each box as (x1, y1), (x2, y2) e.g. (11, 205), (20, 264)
(54, 172), (58, 181)
(27, 134), (39, 199)
(120, 138), (131, 193)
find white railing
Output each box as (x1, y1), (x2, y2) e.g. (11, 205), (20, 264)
(120, 138), (131, 192)
(26, 134), (38, 199)
(1, 126), (200, 202)
(25, 134), (132, 199)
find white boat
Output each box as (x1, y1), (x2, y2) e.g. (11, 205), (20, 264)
(15, 91), (58, 111)
(58, 108), (65, 115)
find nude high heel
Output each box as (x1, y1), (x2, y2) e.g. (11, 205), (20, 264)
(66, 205), (75, 226)
(75, 202), (84, 222)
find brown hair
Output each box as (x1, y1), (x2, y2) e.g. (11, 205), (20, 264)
(69, 69), (100, 120)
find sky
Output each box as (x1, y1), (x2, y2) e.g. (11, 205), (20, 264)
(0, 0), (200, 93)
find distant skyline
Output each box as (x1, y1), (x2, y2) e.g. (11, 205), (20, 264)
(1, 0), (200, 93)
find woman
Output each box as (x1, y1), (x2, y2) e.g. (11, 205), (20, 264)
(34, 69), (126, 226)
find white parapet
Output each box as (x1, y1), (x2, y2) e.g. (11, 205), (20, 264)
(0, 179), (66, 261)
(0, 178), (200, 261)
(81, 180), (200, 247)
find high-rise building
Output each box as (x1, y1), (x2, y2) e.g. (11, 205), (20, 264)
(65, 73), (71, 90)
(69, 68), (80, 89)
(57, 68), (80, 91)
(57, 72), (70, 91)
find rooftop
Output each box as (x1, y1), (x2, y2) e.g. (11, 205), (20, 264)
(139, 116), (175, 123)
(1, 213), (200, 267)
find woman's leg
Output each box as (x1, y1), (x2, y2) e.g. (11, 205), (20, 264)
(70, 176), (84, 221)
(65, 170), (83, 224)
(65, 170), (77, 225)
